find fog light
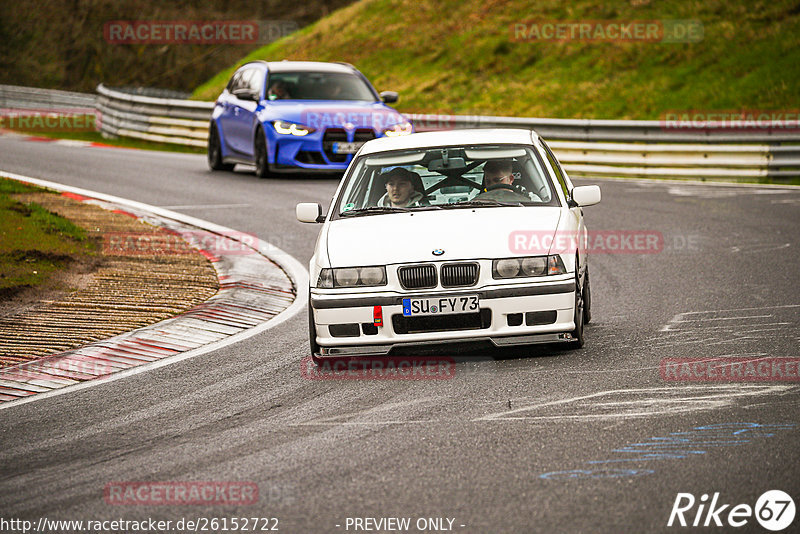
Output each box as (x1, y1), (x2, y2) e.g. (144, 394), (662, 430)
(362, 323), (378, 335)
(329, 323), (360, 337)
(507, 313), (523, 326)
(526, 311), (557, 326)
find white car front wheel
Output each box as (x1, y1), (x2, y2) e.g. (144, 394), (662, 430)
(308, 296), (323, 365)
(569, 271), (585, 349)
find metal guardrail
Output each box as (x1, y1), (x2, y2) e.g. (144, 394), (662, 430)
(407, 114), (800, 143)
(547, 140), (800, 180)
(407, 114), (800, 180)
(4, 84), (799, 181)
(96, 84), (212, 147)
(93, 84), (799, 181)
(0, 84), (96, 111)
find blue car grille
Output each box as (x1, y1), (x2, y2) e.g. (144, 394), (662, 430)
(354, 128), (376, 142)
(322, 128), (348, 162)
(321, 128), (376, 163)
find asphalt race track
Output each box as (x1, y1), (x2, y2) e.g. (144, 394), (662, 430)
(1, 135), (799, 532)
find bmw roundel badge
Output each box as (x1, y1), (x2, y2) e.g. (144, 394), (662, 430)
(432, 249), (445, 256)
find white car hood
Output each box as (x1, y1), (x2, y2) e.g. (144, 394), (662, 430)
(325, 207), (562, 266)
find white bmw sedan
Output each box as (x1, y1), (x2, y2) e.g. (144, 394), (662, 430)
(297, 129), (600, 362)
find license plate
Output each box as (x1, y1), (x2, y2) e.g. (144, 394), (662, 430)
(402, 295), (480, 317)
(332, 141), (363, 154)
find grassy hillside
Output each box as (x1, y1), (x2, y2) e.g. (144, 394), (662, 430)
(192, 0), (800, 119)
(0, 0), (353, 93)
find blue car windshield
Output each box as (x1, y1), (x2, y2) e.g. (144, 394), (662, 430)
(266, 72), (377, 101)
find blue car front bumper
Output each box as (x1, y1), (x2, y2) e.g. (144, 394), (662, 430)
(268, 126), (378, 171)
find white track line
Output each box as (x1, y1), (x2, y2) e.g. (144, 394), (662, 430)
(160, 203), (252, 210)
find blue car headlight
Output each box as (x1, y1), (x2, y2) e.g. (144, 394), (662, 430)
(383, 121), (413, 137)
(273, 120), (316, 136)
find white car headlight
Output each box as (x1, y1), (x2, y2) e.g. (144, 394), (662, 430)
(317, 266), (387, 288)
(521, 256), (547, 276)
(359, 266), (386, 286)
(494, 258), (521, 278)
(492, 255), (566, 279)
(273, 120), (315, 136)
(333, 268), (359, 287)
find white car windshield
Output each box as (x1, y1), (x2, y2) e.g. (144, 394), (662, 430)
(335, 145), (560, 217)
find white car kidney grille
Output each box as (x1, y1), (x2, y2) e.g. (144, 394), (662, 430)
(441, 262), (479, 287)
(398, 264), (437, 289)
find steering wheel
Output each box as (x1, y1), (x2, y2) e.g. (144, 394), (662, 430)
(424, 174), (482, 197)
(485, 183), (516, 192)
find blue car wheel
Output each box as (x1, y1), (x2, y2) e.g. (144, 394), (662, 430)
(254, 127), (271, 178)
(208, 122), (234, 172)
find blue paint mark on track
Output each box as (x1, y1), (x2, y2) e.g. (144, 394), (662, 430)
(540, 423), (795, 479)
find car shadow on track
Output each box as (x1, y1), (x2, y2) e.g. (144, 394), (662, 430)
(383, 337), (587, 362)
(224, 165), (344, 181)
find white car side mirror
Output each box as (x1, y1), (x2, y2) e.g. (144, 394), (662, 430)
(296, 202), (325, 223)
(571, 185), (601, 207)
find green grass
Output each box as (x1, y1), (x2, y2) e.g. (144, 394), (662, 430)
(0, 178), (97, 296)
(191, 0), (800, 120)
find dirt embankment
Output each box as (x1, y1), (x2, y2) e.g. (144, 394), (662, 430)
(0, 192), (219, 367)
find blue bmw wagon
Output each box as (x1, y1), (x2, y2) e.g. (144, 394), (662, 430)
(208, 61), (413, 177)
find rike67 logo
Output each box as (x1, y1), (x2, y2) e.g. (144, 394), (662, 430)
(668, 490), (795, 531)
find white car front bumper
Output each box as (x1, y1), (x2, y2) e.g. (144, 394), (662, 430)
(310, 278), (576, 356)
